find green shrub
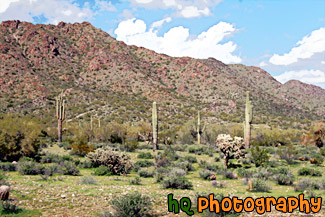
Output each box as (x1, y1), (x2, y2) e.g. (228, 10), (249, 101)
(58, 161), (80, 176)
(250, 146), (269, 167)
(0, 162), (16, 171)
(298, 168), (322, 176)
(294, 178), (323, 192)
(277, 145), (297, 165)
(162, 175), (193, 189)
(130, 177), (142, 185)
(138, 169), (154, 178)
(273, 167), (288, 175)
(211, 180), (225, 188)
(264, 160), (281, 168)
(87, 148), (133, 175)
(78, 160), (95, 169)
(70, 136), (94, 157)
(134, 160), (154, 168)
(173, 145), (187, 152)
(40, 153), (60, 163)
(78, 176), (97, 185)
(223, 171), (238, 179)
(237, 168), (253, 178)
(137, 145), (152, 150)
(42, 164), (58, 176)
(110, 191), (152, 217)
(93, 166), (112, 176)
(320, 147), (325, 156)
(122, 139), (139, 152)
(274, 173), (294, 185)
(188, 146), (207, 155)
(155, 167), (167, 183)
(41, 153), (74, 164)
(169, 168), (186, 177)
(0, 172), (8, 185)
(0, 114), (43, 161)
(137, 152), (153, 159)
(18, 157), (34, 162)
(184, 155), (197, 163)
(199, 160), (219, 172)
(17, 161), (43, 175)
(57, 142), (71, 150)
(0, 201), (23, 215)
(173, 161), (194, 172)
(311, 170), (322, 177)
(199, 169), (213, 180)
(252, 167), (274, 180)
(252, 178), (271, 192)
(162, 146), (180, 161)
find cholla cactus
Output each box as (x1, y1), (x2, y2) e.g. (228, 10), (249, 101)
(87, 148), (133, 175)
(217, 134), (246, 168)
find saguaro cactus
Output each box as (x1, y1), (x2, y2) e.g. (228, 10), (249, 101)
(196, 111), (206, 145)
(244, 91), (253, 148)
(152, 102), (158, 173)
(197, 111), (201, 145)
(152, 102), (158, 151)
(56, 91), (66, 143)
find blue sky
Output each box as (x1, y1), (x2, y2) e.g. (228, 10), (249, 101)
(1, 0), (324, 88)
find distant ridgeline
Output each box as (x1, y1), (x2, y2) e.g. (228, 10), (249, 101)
(0, 20), (324, 127)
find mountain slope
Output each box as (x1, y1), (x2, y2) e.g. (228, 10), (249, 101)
(0, 20), (324, 125)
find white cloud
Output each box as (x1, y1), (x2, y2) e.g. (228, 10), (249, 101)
(269, 27), (325, 65)
(179, 6), (210, 18)
(163, 0), (177, 7)
(62, 9), (72, 16)
(94, 0), (117, 12)
(127, 0), (222, 18)
(134, 0), (153, 3)
(321, 60), (325, 65)
(259, 61), (267, 67)
(115, 18), (147, 36)
(0, 0), (94, 24)
(0, 0), (19, 13)
(275, 70), (325, 86)
(150, 17), (171, 31)
(114, 18), (241, 63)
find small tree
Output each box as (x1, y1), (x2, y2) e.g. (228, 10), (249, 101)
(250, 146), (269, 167)
(217, 134), (246, 168)
(70, 135), (94, 156)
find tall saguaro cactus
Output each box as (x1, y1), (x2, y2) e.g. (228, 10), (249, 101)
(152, 102), (158, 173)
(244, 91), (253, 148)
(196, 111), (206, 145)
(56, 91), (66, 143)
(152, 102), (158, 151)
(197, 111), (201, 145)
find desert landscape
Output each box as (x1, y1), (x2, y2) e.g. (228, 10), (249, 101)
(0, 0), (324, 216)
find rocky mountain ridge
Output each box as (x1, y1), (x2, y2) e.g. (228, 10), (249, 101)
(0, 20), (324, 125)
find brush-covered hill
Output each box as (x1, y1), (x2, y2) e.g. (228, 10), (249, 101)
(0, 20), (324, 126)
